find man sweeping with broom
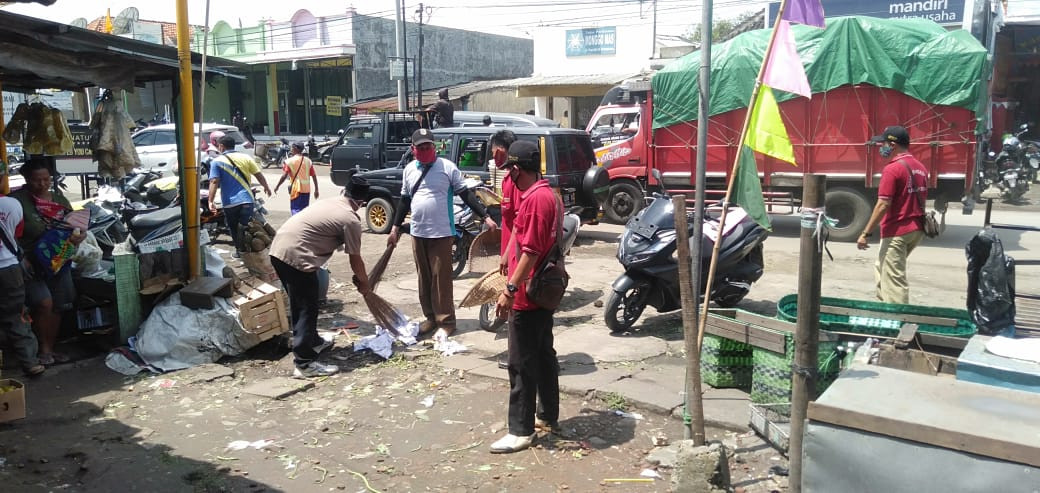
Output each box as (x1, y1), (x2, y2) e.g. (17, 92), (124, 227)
(269, 176), (373, 378)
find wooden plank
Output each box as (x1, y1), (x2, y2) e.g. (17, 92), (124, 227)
(917, 332), (970, 350)
(242, 303), (280, 330)
(808, 402), (1040, 468)
(705, 315), (786, 353)
(894, 323), (919, 349)
(819, 305), (959, 328)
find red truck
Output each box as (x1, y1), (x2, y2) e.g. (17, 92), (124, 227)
(587, 17), (987, 242)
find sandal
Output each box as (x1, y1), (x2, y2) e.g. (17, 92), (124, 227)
(24, 364), (46, 377)
(38, 352), (70, 366)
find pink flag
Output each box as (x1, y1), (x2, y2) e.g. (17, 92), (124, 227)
(762, 20), (812, 99)
(782, 0), (825, 28)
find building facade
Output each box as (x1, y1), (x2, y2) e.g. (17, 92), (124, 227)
(194, 8), (534, 135)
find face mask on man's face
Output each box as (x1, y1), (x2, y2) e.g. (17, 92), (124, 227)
(414, 145), (437, 164)
(493, 148), (508, 167)
(879, 144), (894, 158)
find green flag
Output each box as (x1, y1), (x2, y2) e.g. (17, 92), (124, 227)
(732, 145), (772, 231)
(745, 85), (796, 165)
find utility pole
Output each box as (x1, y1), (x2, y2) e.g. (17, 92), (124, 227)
(651, 0), (658, 58)
(401, 0), (409, 109)
(789, 174), (826, 492)
(394, 0), (406, 111)
(415, 3), (426, 109)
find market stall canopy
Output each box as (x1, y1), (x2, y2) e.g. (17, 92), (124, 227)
(652, 16), (988, 129)
(0, 10), (244, 93)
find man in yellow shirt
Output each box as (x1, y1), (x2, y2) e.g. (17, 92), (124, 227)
(274, 142), (320, 215)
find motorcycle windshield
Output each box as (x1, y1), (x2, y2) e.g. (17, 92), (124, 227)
(627, 196), (675, 239)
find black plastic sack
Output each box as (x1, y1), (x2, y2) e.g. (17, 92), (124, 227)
(965, 229), (1016, 335)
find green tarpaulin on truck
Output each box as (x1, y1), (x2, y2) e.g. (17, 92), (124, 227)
(651, 16), (988, 130)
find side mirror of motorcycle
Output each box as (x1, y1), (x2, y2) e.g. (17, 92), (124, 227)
(1021, 123), (1030, 130)
(651, 168), (663, 184)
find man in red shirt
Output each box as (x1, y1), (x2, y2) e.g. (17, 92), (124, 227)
(491, 140), (562, 454)
(858, 126), (927, 304)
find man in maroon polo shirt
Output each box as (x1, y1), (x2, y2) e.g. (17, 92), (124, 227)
(858, 125), (927, 304)
(491, 140), (563, 454)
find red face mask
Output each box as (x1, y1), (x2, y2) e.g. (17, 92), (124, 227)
(414, 145), (437, 165)
(493, 148), (508, 168)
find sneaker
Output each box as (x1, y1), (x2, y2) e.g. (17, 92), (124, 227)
(293, 361), (339, 378)
(313, 338), (334, 355)
(489, 433), (535, 454)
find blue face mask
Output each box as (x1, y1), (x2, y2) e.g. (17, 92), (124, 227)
(879, 145), (893, 158)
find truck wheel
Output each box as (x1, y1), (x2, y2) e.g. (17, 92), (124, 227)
(366, 197), (394, 234)
(604, 180), (644, 224)
(825, 187), (871, 242)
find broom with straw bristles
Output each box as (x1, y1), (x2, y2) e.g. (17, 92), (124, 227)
(367, 243), (396, 291)
(362, 291), (407, 338)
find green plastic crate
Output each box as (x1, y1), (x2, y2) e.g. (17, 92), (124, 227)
(701, 333), (753, 389)
(750, 333), (842, 404)
(776, 294), (976, 338)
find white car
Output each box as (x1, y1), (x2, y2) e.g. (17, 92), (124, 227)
(131, 123), (253, 174)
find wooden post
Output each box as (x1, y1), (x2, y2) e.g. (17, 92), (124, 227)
(674, 194), (705, 445)
(789, 174), (826, 492)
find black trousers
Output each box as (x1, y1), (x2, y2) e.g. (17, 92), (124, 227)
(507, 308), (560, 436)
(270, 257), (321, 367)
(224, 202), (254, 252)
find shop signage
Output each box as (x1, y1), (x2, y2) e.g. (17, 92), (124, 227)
(389, 57), (414, 81)
(767, 0), (966, 26)
(325, 96), (344, 117)
(565, 27), (616, 57)
(306, 58), (353, 69)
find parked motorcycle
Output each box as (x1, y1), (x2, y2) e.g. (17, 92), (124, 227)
(989, 123), (1033, 201)
(256, 138), (290, 169)
(451, 178), (503, 278)
(604, 187), (769, 333)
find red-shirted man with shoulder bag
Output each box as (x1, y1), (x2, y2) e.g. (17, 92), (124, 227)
(858, 125), (928, 304)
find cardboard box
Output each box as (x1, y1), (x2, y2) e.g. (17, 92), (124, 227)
(0, 379), (26, 423)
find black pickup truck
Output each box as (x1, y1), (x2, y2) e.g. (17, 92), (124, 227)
(354, 126), (608, 234)
(329, 112), (425, 186)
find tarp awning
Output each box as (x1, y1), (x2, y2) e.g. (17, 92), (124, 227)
(652, 16), (988, 129)
(0, 10), (245, 93)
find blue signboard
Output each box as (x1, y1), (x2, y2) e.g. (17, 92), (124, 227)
(767, 0), (966, 26)
(566, 27), (617, 57)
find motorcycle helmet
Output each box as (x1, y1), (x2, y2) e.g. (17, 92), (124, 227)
(208, 130), (226, 150)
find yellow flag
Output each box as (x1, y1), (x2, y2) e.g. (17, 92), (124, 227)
(745, 85), (796, 165)
(104, 9), (113, 34)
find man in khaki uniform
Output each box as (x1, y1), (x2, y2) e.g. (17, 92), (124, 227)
(269, 176), (372, 378)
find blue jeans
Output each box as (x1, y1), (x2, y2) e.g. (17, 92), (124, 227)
(224, 202), (254, 252)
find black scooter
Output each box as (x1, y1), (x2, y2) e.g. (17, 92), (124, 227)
(604, 187), (768, 333)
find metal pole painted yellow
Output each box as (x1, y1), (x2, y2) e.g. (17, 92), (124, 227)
(175, 0), (201, 279)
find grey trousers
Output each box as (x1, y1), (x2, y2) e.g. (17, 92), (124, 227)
(0, 263), (39, 370)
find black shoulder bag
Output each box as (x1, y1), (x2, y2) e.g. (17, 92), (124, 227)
(513, 196), (569, 311)
(898, 160), (942, 238)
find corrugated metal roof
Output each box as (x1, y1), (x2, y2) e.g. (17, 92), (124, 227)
(511, 73), (641, 87)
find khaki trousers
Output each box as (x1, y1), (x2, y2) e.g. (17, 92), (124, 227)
(412, 236), (456, 329)
(875, 229), (925, 304)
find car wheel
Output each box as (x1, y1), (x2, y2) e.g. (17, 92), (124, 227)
(366, 197), (394, 234)
(825, 187), (871, 243)
(604, 180), (644, 224)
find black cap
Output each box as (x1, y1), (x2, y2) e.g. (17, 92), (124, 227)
(291, 141), (306, 151)
(870, 126), (910, 147)
(411, 128), (434, 146)
(344, 175), (370, 200)
(507, 140), (540, 171)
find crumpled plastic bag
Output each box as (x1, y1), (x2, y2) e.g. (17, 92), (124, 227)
(90, 92), (141, 179)
(72, 231), (106, 278)
(965, 229), (1015, 335)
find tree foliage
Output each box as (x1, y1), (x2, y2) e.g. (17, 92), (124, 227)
(681, 11), (761, 44)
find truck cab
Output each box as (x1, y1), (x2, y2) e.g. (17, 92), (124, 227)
(586, 79), (652, 224)
(329, 112), (425, 186)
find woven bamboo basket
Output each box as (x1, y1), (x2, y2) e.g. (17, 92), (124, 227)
(467, 229), (501, 274)
(459, 270), (507, 308)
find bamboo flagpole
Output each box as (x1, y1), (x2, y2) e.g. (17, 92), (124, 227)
(693, 0), (792, 353)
